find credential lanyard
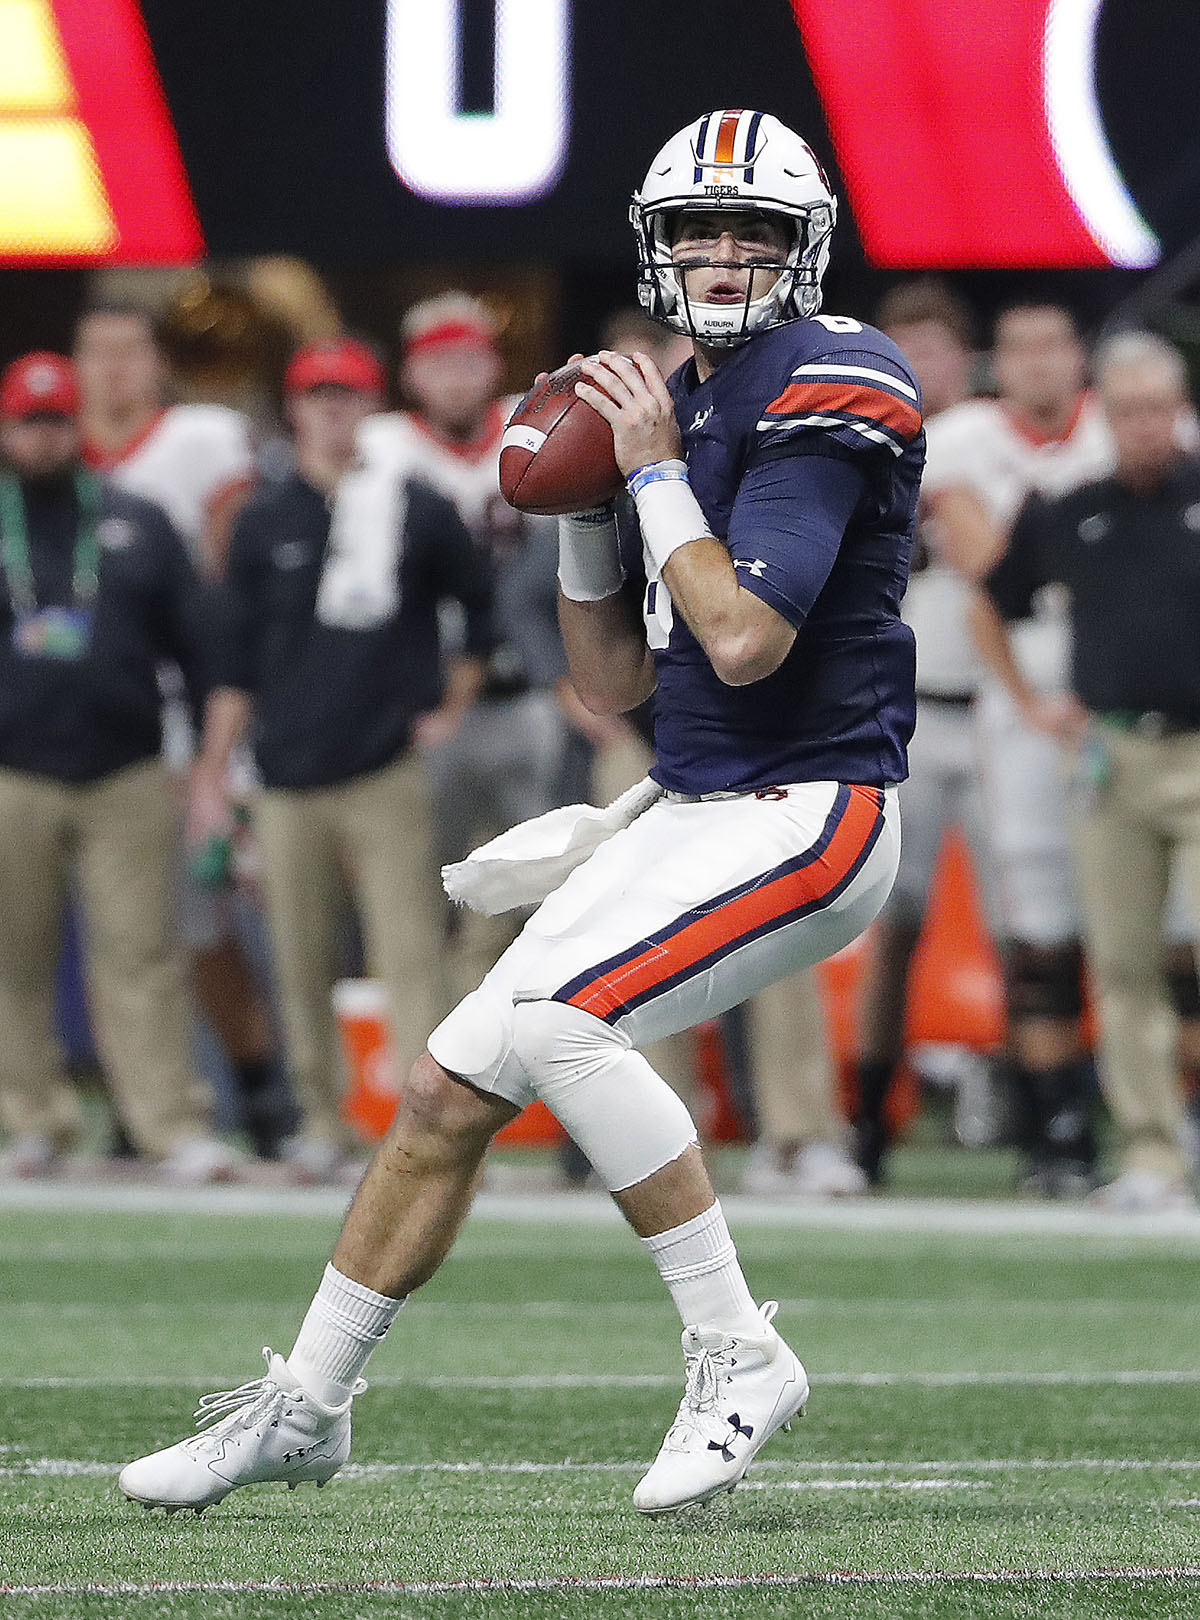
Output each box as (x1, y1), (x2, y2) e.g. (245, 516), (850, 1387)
(0, 472), (101, 617)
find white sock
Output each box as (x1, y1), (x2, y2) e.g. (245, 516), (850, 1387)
(642, 1201), (761, 1334)
(287, 1263), (404, 1406)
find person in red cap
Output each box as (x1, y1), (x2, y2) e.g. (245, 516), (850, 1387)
(0, 351), (242, 1183)
(190, 336), (494, 1183)
(355, 295), (574, 1008)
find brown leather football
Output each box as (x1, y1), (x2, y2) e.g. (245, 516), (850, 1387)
(499, 360), (625, 515)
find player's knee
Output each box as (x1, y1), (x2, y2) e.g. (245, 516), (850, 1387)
(394, 1052), (508, 1144)
(509, 998), (626, 1090)
(510, 998), (697, 1192)
(1003, 941), (1084, 1021)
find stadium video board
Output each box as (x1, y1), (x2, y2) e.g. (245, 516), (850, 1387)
(1, 0), (1195, 270)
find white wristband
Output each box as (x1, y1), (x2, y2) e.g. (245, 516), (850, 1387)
(627, 460), (711, 575)
(557, 506), (626, 601)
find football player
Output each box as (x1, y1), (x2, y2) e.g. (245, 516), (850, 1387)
(120, 110), (922, 1517)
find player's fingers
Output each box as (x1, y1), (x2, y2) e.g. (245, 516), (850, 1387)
(573, 378), (621, 422)
(631, 351), (674, 409)
(597, 350), (653, 400)
(580, 357), (636, 409)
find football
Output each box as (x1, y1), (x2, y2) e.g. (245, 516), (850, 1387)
(499, 360), (625, 515)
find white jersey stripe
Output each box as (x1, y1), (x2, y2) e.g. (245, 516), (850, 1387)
(789, 363), (920, 402)
(756, 413), (905, 455)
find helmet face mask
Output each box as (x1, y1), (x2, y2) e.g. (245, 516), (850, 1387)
(630, 111), (837, 349)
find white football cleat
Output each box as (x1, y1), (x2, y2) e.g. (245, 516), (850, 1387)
(634, 1301), (808, 1515)
(118, 1349), (361, 1512)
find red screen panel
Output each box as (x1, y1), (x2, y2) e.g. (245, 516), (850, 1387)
(791, 0), (1158, 269)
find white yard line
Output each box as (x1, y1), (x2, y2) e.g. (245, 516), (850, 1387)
(8, 1456), (1200, 1479)
(6, 1368), (1200, 1389)
(2, 1180), (1200, 1238)
(8, 1295), (1198, 1318)
(3, 1569), (1199, 1595)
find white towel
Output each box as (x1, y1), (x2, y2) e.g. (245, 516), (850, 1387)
(317, 457), (407, 629)
(442, 776), (664, 916)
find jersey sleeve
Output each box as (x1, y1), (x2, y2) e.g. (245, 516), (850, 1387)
(726, 452), (868, 628)
(754, 345), (923, 464)
(984, 492), (1052, 623)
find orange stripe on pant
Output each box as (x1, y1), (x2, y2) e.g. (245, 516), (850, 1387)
(565, 785), (884, 1023)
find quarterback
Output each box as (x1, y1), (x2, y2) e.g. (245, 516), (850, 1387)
(120, 110), (922, 1516)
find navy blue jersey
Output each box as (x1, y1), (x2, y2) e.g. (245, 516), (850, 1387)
(620, 316), (922, 794)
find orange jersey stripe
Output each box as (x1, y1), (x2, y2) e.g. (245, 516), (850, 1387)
(765, 381), (922, 441)
(566, 786), (883, 1022)
(714, 110), (744, 166)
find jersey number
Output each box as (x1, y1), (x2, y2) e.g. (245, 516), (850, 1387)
(386, 0), (569, 203)
(812, 314), (863, 334)
(643, 578), (674, 649)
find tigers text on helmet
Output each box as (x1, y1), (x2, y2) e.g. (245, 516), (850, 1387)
(630, 110), (837, 349)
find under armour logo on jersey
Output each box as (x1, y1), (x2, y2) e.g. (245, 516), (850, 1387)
(1183, 502), (1200, 532)
(689, 405), (713, 432)
(734, 558), (768, 577)
(707, 1412), (754, 1462)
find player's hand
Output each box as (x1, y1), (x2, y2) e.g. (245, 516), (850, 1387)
(186, 761), (235, 851)
(1023, 691), (1089, 746)
(575, 351), (682, 477)
(531, 353), (585, 390)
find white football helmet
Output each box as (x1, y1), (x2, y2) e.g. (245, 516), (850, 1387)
(630, 110), (837, 348)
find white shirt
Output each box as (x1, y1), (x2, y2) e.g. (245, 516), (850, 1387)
(86, 403), (255, 561)
(919, 394), (1114, 694)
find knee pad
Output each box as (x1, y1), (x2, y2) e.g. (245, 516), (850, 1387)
(1003, 941), (1084, 1022)
(511, 999), (697, 1192)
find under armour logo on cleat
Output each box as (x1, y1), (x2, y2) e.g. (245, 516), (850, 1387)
(708, 1413), (753, 1461)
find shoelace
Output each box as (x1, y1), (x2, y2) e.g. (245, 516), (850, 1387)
(669, 1300), (780, 1446)
(191, 1347), (287, 1434)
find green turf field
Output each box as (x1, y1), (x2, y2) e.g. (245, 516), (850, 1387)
(2, 1185), (1199, 1619)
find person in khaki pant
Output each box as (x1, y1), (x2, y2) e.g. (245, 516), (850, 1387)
(975, 331), (1200, 1211)
(0, 351), (236, 1182)
(193, 339), (493, 1183)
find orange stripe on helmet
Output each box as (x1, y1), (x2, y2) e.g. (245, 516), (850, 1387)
(714, 110), (744, 166)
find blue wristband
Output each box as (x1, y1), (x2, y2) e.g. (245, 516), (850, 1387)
(627, 459), (689, 499)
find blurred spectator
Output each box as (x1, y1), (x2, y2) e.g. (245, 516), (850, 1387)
(198, 339), (493, 1183)
(599, 307), (694, 379)
(919, 303), (1113, 1196)
(978, 332), (1200, 1211)
(854, 277), (1003, 1185)
(358, 293), (568, 999)
(738, 969), (866, 1197)
(0, 353), (239, 1182)
(74, 302), (286, 1158)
